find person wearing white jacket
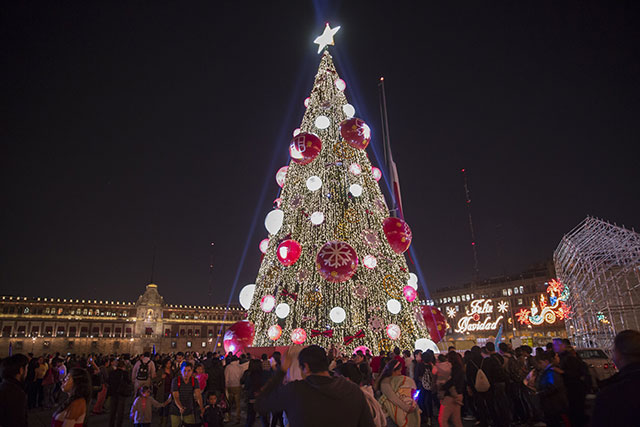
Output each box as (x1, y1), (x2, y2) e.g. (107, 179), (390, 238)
(224, 356), (248, 424)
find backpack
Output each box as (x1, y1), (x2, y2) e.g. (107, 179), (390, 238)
(421, 365), (434, 391)
(136, 360), (150, 381)
(177, 375), (195, 388)
(474, 360), (491, 393)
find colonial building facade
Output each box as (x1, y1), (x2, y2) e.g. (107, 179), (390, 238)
(425, 263), (569, 349)
(0, 283), (245, 356)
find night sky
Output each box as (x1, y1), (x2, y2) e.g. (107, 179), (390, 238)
(2, 2), (638, 306)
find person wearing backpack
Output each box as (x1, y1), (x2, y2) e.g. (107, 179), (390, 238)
(170, 362), (204, 427)
(465, 346), (490, 427)
(482, 344), (512, 427)
(132, 352), (157, 394)
(418, 350), (436, 426)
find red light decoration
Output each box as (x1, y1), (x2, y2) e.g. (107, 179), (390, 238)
(515, 279), (571, 326)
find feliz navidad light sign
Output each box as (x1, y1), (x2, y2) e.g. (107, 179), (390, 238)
(454, 299), (505, 334)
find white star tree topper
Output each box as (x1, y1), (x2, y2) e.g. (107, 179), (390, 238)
(314, 23), (340, 54)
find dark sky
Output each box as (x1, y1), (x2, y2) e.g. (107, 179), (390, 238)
(2, 2), (638, 306)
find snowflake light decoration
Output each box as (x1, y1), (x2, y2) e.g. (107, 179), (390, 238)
(368, 315), (383, 332)
(497, 301), (509, 314)
(353, 282), (368, 299)
(446, 306), (457, 319)
(319, 242), (353, 267)
(361, 229), (380, 249)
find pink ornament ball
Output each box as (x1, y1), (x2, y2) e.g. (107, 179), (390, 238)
(403, 285), (417, 302)
(291, 328), (307, 344)
(371, 167), (382, 182)
(267, 325), (282, 341)
(386, 324), (401, 340)
(223, 320), (255, 355)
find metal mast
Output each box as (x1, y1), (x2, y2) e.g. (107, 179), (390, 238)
(462, 168), (480, 283)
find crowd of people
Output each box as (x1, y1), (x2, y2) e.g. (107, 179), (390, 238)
(0, 329), (638, 427)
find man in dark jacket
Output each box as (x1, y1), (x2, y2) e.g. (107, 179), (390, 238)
(554, 338), (589, 427)
(256, 345), (375, 427)
(108, 360), (131, 427)
(0, 354), (29, 427)
(592, 330), (640, 427)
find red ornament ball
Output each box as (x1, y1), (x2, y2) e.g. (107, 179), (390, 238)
(223, 320), (255, 355)
(289, 133), (322, 165)
(277, 239), (302, 266)
(383, 217), (413, 254)
(403, 285), (417, 302)
(316, 241), (359, 283)
(419, 306), (447, 343)
(339, 118), (371, 150)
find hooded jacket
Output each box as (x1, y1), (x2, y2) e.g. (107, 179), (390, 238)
(256, 370), (375, 427)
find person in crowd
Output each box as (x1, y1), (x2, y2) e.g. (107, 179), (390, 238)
(432, 353), (451, 402)
(174, 352), (185, 371)
(592, 329), (640, 427)
(224, 355), (248, 424)
(392, 347), (406, 375)
(256, 345), (375, 427)
(553, 338), (589, 427)
(438, 351), (465, 427)
(170, 362), (204, 427)
(130, 385), (170, 426)
(376, 358), (420, 427)
(194, 363), (208, 392)
(483, 342), (511, 427)
(0, 354), (29, 426)
(355, 350), (373, 386)
(34, 355), (48, 407)
(156, 359), (175, 427)
(500, 342), (528, 423)
(242, 358), (269, 427)
(42, 357), (58, 409)
(335, 361), (387, 427)
(132, 351), (156, 393)
(402, 350), (414, 379)
(52, 367), (91, 427)
(534, 351), (569, 427)
(108, 360), (133, 427)
(269, 351), (284, 427)
(92, 357), (111, 415)
(261, 353), (271, 371)
(460, 350), (476, 422)
(465, 346), (491, 427)
(370, 351), (385, 381)
(418, 350), (436, 426)
(202, 391), (225, 427)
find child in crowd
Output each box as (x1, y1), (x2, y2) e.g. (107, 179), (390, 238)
(195, 364), (208, 392)
(129, 385), (170, 427)
(202, 391), (224, 427)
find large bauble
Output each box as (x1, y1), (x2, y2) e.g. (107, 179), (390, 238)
(383, 217), (413, 254)
(223, 320), (255, 355)
(316, 240), (359, 283)
(419, 306), (447, 343)
(289, 133), (322, 165)
(276, 239), (302, 266)
(339, 118), (371, 150)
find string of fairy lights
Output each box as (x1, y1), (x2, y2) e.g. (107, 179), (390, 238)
(246, 50), (427, 354)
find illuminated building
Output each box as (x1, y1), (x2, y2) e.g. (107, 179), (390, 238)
(0, 283), (245, 356)
(426, 263), (568, 348)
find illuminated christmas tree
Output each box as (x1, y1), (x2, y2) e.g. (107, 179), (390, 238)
(245, 25), (429, 353)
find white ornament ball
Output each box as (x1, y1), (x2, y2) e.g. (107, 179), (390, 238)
(306, 176), (322, 192)
(386, 324), (401, 340)
(335, 78), (346, 91)
(342, 103), (355, 118)
(387, 299), (401, 314)
(275, 166), (288, 188)
(415, 338), (440, 353)
(315, 115), (330, 129)
(363, 255), (377, 269)
(304, 97), (311, 108)
(349, 183), (363, 197)
(260, 295), (276, 313)
(264, 209), (284, 235)
(275, 303), (290, 319)
(310, 211), (325, 225)
(238, 284), (255, 310)
(407, 273), (418, 290)
(329, 306), (346, 323)
(371, 167), (382, 182)
(293, 128), (301, 137)
(349, 163), (362, 175)
(259, 238), (269, 254)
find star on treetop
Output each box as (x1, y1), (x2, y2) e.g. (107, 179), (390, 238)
(314, 23), (340, 54)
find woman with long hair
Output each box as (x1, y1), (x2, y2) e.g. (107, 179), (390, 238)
(376, 359), (420, 427)
(52, 367), (91, 426)
(156, 358), (174, 427)
(438, 351), (465, 427)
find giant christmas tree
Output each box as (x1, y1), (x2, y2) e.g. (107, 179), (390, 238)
(246, 26), (429, 354)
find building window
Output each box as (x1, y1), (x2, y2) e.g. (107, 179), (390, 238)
(69, 327), (77, 337)
(83, 309), (88, 315)
(208, 329), (214, 337)
(92, 327), (100, 336)
(164, 328), (171, 337)
(514, 287), (519, 294)
(88, 309), (93, 315)
(187, 329), (193, 337)
(180, 329), (185, 337)
(95, 309), (100, 315)
(171, 341), (177, 348)
(195, 329), (200, 337)
(79, 327), (88, 337)
(502, 289), (507, 296)
(31, 326), (39, 336)
(114, 327), (122, 336)
(519, 286), (524, 294)
(186, 341), (192, 348)
(201, 342), (207, 348)
(125, 327), (132, 337)
(518, 298), (523, 305)
(16, 326), (26, 337)
(57, 326), (65, 337)
(45, 326), (53, 336)
(103, 327), (111, 337)
(507, 289), (512, 296)
(145, 328), (153, 336)
(2, 326), (12, 337)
